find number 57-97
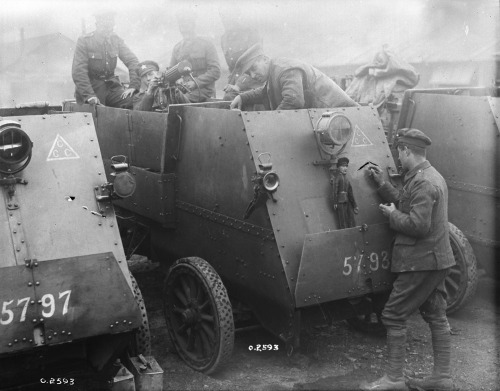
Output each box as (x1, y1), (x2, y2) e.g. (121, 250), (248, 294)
(1, 290), (72, 326)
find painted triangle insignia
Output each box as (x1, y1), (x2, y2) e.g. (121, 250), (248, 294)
(351, 125), (373, 147)
(47, 134), (80, 161)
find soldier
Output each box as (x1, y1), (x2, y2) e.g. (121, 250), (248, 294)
(170, 11), (221, 103)
(72, 10), (140, 108)
(361, 128), (455, 391)
(219, 6), (263, 101)
(132, 60), (160, 112)
(331, 157), (359, 229)
(229, 54), (357, 110)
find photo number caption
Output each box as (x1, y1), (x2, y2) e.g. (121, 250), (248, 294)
(1, 290), (72, 326)
(248, 344), (279, 352)
(40, 378), (75, 386)
(343, 251), (390, 276)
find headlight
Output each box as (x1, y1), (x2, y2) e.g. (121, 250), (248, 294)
(0, 121), (33, 174)
(314, 112), (353, 157)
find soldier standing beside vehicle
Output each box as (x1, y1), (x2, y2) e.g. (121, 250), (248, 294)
(219, 6), (263, 101)
(229, 54), (357, 110)
(132, 60), (160, 112)
(331, 157), (358, 229)
(72, 10), (140, 108)
(361, 128), (455, 391)
(170, 11), (221, 103)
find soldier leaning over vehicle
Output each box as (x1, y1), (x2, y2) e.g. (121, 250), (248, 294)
(72, 10), (140, 108)
(230, 53), (357, 111)
(361, 128), (455, 391)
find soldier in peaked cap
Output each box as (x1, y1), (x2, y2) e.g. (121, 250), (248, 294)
(132, 61), (160, 111)
(72, 10), (140, 108)
(222, 43), (265, 101)
(362, 128), (455, 391)
(230, 53), (357, 111)
(219, 6), (263, 101)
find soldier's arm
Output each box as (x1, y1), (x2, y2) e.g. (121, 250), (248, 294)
(72, 37), (96, 102)
(239, 85), (266, 106)
(133, 93), (155, 112)
(117, 37), (140, 91)
(388, 180), (437, 238)
(377, 181), (401, 203)
(276, 69), (305, 110)
(193, 41), (221, 87)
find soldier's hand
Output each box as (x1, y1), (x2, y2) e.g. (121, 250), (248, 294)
(333, 204), (338, 210)
(368, 166), (385, 187)
(146, 76), (159, 94)
(184, 80), (196, 90)
(121, 88), (136, 99)
(354, 207), (359, 214)
(224, 84), (240, 93)
(379, 203), (396, 217)
(230, 95), (243, 110)
(87, 96), (101, 105)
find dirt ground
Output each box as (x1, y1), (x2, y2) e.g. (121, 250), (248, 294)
(132, 261), (499, 391)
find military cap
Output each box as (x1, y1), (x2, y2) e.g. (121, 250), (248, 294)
(337, 157), (349, 167)
(137, 61), (160, 77)
(396, 128), (432, 148)
(238, 43), (265, 75)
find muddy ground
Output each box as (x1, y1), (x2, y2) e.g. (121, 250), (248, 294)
(132, 261), (499, 391)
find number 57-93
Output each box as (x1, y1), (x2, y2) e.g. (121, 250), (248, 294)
(343, 251), (389, 276)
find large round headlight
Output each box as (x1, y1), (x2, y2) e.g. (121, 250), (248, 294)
(0, 122), (33, 174)
(315, 112), (353, 157)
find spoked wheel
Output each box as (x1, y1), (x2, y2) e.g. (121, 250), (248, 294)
(445, 223), (478, 314)
(163, 257), (234, 374)
(129, 273), (152, 356)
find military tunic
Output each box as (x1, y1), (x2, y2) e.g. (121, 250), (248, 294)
(132, 91), (155, 112)
(377, 160), (455, 329)
(170, 36), (221, 103)
(239, 58), (357, 110)
(377, 161), (455, 272)
(72, 31), (140, 107)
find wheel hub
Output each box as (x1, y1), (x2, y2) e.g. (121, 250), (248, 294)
(181, 308), (199, 325)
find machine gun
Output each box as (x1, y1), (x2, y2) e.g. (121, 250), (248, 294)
(154, 60), (196, 111)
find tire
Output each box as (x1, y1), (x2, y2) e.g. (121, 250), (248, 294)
(163, 257), (234, 374)
(445, 222), (478, 314)
(129, 273), (152, 356)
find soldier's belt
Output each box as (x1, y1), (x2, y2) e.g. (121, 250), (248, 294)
(90, 74), (115, 81)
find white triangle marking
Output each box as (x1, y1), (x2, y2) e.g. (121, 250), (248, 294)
(351, 125), (374, 147)
(47, 134), (80, 161)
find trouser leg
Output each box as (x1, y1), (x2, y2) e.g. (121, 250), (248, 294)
(105, 82), (134, 109)
(386, 328), (407, 381)
(409, 275), (453, 390)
